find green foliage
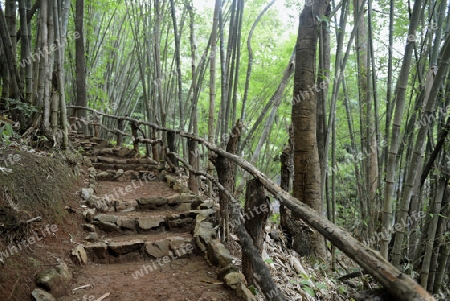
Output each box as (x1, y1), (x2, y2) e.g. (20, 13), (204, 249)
(1, 98), (38, 118)
(0, 123), (14, 145)
(270, 212), (280, 224)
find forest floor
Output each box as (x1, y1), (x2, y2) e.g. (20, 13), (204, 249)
(0, 142), (370, 301)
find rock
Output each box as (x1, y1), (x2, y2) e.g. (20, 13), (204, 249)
(55, 260), (72, 281)
(32, 288), (56, 301)
(80, 188), (93, 201)
(94, 214), (118, 224)
(95, 221), (119, 232)
(117, 217), (137, 230)
(117, 148), (132, 157)
(137, 216), (165, 230)
(88, 196), (110, 212)
(82, 224), (96, 232)
(108, 239), (144, 255)
(200, 199), (215, 209)
(167, 193), (200, 204)
(176, 203), (192, 211)
(71, 245), (88, 265)
(207, 239), (233, 268)
(83, 208), (96, 222)
(114, 200), (138, 212)
(170, 236), (194, 253)
(167, 217), (194, 229)
(189, 209), (215, 219)
(193, 221), (215, 251)
(123, 170), (139, 180)
(137, 196), (168, 208)
(36, 260), (72, 298)
(224, 272), (245, 289)
(96, 171), (112, 180)
(236, 283), (257, 301)
(85, 232), (99, 242)
(146, 239), (171, 258)
(84, 242), (108, 260)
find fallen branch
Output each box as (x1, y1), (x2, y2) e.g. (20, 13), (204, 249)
(26, 216), (42, 223)
(72, 284), (92, 292)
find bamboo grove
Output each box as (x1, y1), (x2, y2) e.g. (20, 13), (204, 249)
(0, 0), (449, 297)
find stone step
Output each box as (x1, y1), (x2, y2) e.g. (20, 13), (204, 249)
(86, 189), (201, 213)
(92, 210), (197, 234)
(92, 162), (160, 172)
(136, 193), (202, 211)
(90, 156), (158, 165)
(90, 147), (138, 158)
(83, 233), (195, 264)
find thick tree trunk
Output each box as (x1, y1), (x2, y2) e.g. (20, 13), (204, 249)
(291, 0), (330, 259)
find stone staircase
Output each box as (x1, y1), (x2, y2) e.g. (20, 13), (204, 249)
(67, 134), (248, 301)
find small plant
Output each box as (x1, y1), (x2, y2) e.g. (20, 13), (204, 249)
(0, 122), (14, 145)
(2, 97), (38, 118)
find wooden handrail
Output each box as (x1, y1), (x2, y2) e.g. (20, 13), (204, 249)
(67, 106), (434, 301)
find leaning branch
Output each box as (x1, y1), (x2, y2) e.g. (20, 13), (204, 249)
(193, 140), (433, 301)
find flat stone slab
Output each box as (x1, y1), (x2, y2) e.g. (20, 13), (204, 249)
(108, 239), (144, 255)
(137, 193), (200, 210)
(137, 216), (166, 230)
(83, 233), (194, 263)
(145, 238), (171, 258)
(94, 214), (119, 224)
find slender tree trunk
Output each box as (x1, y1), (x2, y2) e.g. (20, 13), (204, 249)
(75, 0), (87, 133)
(19, 0), (32, 103)
(241, 0), (275, 122)
(251, 51), (295, 163)
(169, 0), (183, 130)
(381, 0), (423, 260)
(392, 34), (450, 267)
(208, 0), (220, 197)
(420, 176), (447, 288)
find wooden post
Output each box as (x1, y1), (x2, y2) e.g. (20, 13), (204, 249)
(242, 178), (269, 287)
(130, 121), (140, 154)
(117, 118), (124, 146)
(167, 131), (178, 169)
(280, 144), (292, 231)
(187, 138), (199, 194)
(152, 141), (160, 162)
(215, 120), (244, 242)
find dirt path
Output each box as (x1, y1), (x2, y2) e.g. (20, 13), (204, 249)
(70, 257), (236, 301)
(70, 167), (241, 301)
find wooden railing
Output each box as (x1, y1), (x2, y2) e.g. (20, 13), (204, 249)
(66, 106), (434, 301)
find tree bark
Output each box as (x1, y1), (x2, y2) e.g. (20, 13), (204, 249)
(214, 120), (243, 242)
(75, 0), (87, 134)
(291, 0), (330, 259)
(381, 0), (423, 260)
(242, 178), (269, 287)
